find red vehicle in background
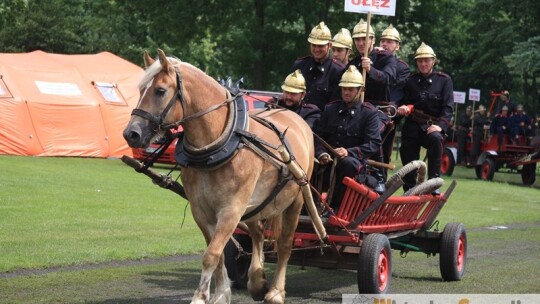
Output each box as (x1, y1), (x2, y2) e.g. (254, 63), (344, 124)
(132, 90), (281, 164)
(440, 91), (539, 185)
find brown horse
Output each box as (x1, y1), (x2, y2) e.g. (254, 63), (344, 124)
(123, 49), (314, 304)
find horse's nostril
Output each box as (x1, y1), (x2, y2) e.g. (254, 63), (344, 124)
(123, 129), (142, 147)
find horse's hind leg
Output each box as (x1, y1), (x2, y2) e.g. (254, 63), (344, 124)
(246, 220), (269, 301)
(264, 194), (303, 304)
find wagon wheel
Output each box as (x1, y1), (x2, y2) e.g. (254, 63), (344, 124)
(224, 234), (252, 289)
(475, 158), (495, 180)
(521, 163), (537, 185)
(439, 222), (467, 281)
(440, 149), (455, 176)
(357, 234), (392, 294)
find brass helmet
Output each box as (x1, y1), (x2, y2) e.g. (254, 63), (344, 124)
(308, 22), (332, 45)
(414, 42), (436, 59)
(381, 24), (401, 42)
(332, 28), (353, 50)
(352, 18), (375, 38)
(281, 70), (306, 93)
(339, 65), (364, 87)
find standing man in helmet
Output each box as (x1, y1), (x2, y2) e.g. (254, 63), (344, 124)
(348, 19), (397, 107)
(292, 22), (345, 111)
(456, 105), (473, 165)
(470, 104), (489, 165)
(378, 24), (410, 167)
(331, 28), (353, 65)
(397, 42), (454, 194)
(275, 69), (321, 130)
(348, 19), (397, 193)
(379, 24), (410, 106)
(315, 65), (381, 210)
(493, 90), (516, 117)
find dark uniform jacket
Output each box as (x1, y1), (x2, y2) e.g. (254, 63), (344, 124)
(277, 99), (321, 130)
(490, 113), (508, 134)
(401, 71), (454, 133)
(389, 58), (410, 105)
(348, 48), (397, 105)
(472, 113), (489, 133)
(292, 56), (345, 111)
(315, 101), (381, 161)
(457, 112), (472, 132)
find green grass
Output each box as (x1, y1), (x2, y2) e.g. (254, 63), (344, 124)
(0, 155), (539, 302)
(0, 155), (205, 273)
(1, 155), (539, 273)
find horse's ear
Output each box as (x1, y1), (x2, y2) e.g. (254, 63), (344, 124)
(143, 50), (154, 68)
(157, 49), (171, 70)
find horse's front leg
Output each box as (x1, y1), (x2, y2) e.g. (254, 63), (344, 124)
(264, 194), (303, 304)
(190, 222), (214, 304)
(211, 246), (231, 304)
(246, 220), (268, 301)
(191, 210), (241, 304)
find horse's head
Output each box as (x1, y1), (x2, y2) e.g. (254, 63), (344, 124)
(123, 49), (183, 148)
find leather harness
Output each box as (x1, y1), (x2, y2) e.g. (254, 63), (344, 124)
(131, 64), (298, 221)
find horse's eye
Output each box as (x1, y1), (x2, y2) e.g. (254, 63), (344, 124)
(155, 88), (167, 97)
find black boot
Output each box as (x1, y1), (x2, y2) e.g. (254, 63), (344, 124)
(371, 167), (386, 194)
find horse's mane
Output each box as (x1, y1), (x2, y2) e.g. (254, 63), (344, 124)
(138, 57), (219, 92)
(139, 56), (181, 90)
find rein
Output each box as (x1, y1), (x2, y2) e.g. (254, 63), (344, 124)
(131, 65), (236, 131)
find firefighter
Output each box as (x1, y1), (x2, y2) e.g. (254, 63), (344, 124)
(490, 105), (510, 150)
(276, 69), (321, 130)
(397, 42), (454, 194)
(379, 24), (410, 107)
(331, 28), (353, 65)
(348, 18), (397, 193)
(470, 104), (489, 165)
(494, 90), (516, 116)
(378, 24), (411, 168)
(456, 105), (473, 165)
(508, 104), (534, 145)
(292, 22), (345, 111)
(315, 65), (381, 210)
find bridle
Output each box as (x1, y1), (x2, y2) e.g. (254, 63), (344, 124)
(131, 65), (236, 131)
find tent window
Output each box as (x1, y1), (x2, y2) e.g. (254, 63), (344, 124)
(0, 77), (13, 98)
(93, 81), (127, 105)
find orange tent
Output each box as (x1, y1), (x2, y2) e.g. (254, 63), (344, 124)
(0, 51), (144, 157)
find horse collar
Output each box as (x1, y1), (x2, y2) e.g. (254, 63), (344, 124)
(174, 93), (248, 169)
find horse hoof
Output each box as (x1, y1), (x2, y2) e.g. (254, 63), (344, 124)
(263, 288), (285, 304)
(248, 282), (269, 302)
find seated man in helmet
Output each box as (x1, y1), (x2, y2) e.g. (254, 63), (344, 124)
(315, 65), (381, 211)
(331, 28), (353, 65)
(490, 105), (510, 149)
(292, 21), (345, 111)
(397, 42), (454, 195)
(274, 70), (321, 130)
(508, 104), (534, 145)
